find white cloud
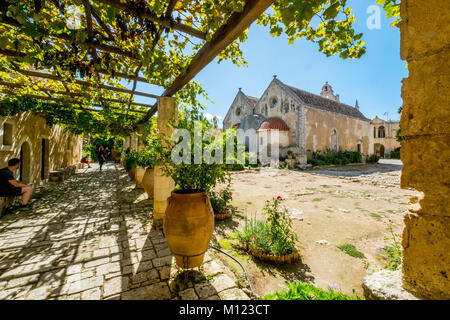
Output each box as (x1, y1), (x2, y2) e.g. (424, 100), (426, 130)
(204, 113), (223, 120)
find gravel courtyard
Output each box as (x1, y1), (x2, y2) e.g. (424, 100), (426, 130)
(213, 160), (421, 297)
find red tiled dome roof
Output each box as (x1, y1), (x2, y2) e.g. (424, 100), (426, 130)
(258, 117), (289, 131)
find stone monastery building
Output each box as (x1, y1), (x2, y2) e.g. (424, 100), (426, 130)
(223, 76), (398, 163)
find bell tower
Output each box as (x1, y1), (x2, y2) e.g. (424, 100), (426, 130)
(320, 82), (338, 101)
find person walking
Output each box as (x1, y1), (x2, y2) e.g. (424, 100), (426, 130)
(97, 146), (106, 171)
(104, 147), (111, 162)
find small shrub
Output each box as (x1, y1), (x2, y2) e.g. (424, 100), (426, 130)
(83, 144), (98, 162)
(337, 244), (365, 259)
(136, 137), (160, 169)
(237, 196), (298, 256)
(261, 282), (363, 300)
(390, 149), (401, 159)
(124, 151), (139, 171)
(308, 149), (362, 167)
(367, 154), (380, 163)
(208, 184), (233, 215)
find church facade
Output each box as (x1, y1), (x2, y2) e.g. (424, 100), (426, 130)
(223, 76), (375, 164)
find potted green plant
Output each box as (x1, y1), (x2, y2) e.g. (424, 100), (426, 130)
(124, 150), (139, 181)
(159, 108), (230, 268)
(237, 196), (299, 264)
(208, 184), (234, 220)
(136, 137), (159, 199)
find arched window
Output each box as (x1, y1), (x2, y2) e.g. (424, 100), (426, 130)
(331, 129), (338, 152)
(2, 122), (13, 146)
(378, 126), (386, 138)
(236, 107), (241, 116)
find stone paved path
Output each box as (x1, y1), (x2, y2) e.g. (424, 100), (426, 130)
(0, 163), (249, 300)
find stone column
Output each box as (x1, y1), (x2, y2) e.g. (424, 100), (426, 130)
(153, 97), (178, 228)
(400, 0), (450, 299)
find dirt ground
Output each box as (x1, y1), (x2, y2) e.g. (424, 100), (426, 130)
(211, 160), (421, 298)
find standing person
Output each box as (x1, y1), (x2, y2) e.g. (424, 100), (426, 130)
(0, 158), (33, 211)
(97, 146), (106, 171)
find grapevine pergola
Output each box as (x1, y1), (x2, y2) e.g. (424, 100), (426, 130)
(0, 0), (366, 136)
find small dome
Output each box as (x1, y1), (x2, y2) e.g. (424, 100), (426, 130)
(239, 114), (266, 131)
(258, 117), (289, 131)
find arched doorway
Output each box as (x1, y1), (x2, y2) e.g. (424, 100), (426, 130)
(18, 141), (32, 184)
(374, 143), (385, 158)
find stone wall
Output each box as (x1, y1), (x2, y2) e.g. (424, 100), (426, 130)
(254, 80), (301, 147)
(223, 90), (255, 130)
(0, 112), (82, 186)
(400, 0), (450, 299)
(371, 117), (401, 157)
(304, 107), (373, 156)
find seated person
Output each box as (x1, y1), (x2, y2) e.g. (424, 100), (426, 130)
(0, 158), (33, 211)
(81, 155), (91, 168)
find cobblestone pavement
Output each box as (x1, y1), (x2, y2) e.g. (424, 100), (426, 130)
(0, 163), (249, 300)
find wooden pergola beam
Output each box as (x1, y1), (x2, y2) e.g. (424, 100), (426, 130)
(15, 69), (160, 99)
(96, 0), (206, 40)
(0, 48), (150, 83)
(1, 92), (147, 115)
(141, 0), (275, 120)
(0, 80), (153, 109)
(44, 103), (137, 117)
(163, 0), (274, 97)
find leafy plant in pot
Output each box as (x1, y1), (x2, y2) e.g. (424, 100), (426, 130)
(208, 184), (234, 220)
(159, 108), (230, 268)
(136, 137), (160, 199)
(124, 151), (139, 181)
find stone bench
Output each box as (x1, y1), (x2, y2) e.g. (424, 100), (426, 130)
(49, 164), (78, 182)
(0, 195), (19, 214)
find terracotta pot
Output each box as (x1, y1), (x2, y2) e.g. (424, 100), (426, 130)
(142, 168), (154, 199)
(214, 208), (232, 220)
(164, 191), (214, 269)
(128, 167), (136, 181)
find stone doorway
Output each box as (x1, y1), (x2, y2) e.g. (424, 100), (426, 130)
(18, 141), (31, 184)
(41, 138), (49, 181)
(374, 143), (385, 158)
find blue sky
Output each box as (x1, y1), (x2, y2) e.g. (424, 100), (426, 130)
(134, 0), (407, 124)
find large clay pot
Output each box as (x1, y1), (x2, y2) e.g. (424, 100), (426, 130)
(135, 167), (146, 189)
(164, 191), (214, 268)
(128, 167), (136, 181)
(142, 168), (154, 199)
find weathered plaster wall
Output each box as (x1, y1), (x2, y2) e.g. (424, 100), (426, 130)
(371, 118), (401, 156)
(255, 80), (301, 147)
(400, 0), (450, 299)
(0, 112), (82, 185)
(304, 107), (373, 156)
